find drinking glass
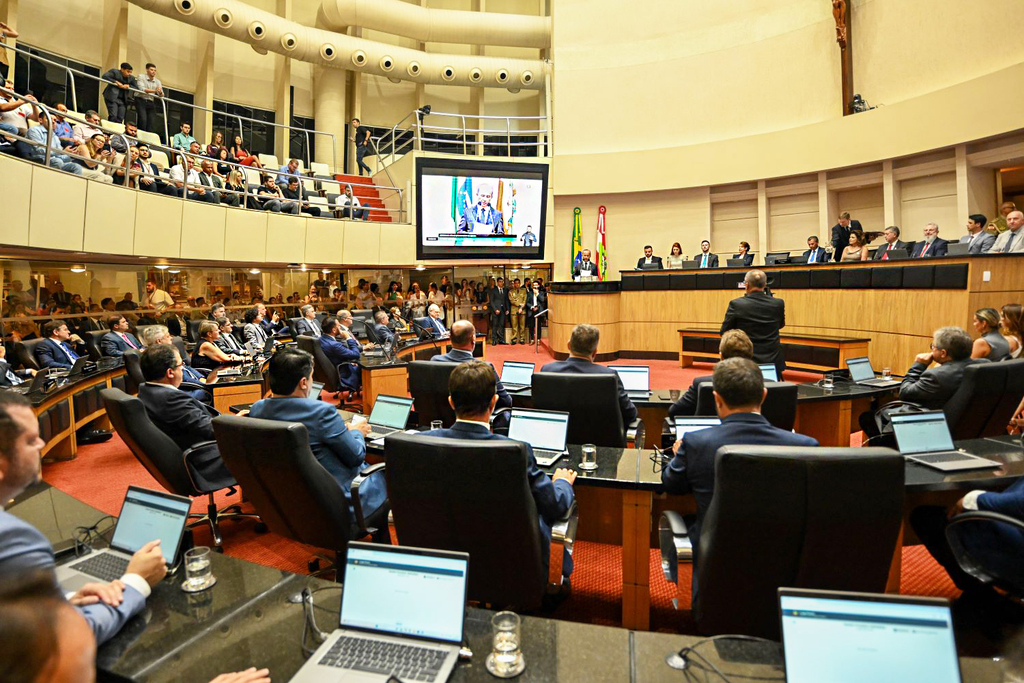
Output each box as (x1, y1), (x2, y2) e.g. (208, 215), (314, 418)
(881, 367), (892, 379)
(430, 420), (443, 431)
(579, 443), (599, 471)
(181, 546), (216, 593)
(821, 375), (834, 391)
(485, 611), (525, 678)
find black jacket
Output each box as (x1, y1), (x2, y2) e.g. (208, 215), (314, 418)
(721, 291), (786, 371)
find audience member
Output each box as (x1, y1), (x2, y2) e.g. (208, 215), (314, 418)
(241, 307), (270, 349)
(803, 235), (829, 263)
(206, 130), (228, 159)
(370, 310), (393, 344)
(171, 122), (197, 151)
(276, 157), (300, 186)
(0, 88), (38, 137)
(109, 121), (138, 153)
(0, 20), (18, 81)
(51, 103), (75, 147)
(193, 320), (242, 371)
(230, 134), (262, 168)
(99, 315), (141, 356)
(143, 280), (173, 313)
(721, 270), (786, 374)
(34, 319), (81, 369)
(665, 242), (685, 269)
(636, 244), (663, 270)
(166, 153), (214, 202)
(572, 249), (598, 279)
(132, 144), (164, 193)
(407, 282), (427, 318)
(351, 117), (372, 176)
(508, 278), (527, 344)
(959, 214), (996, 254)
(421, 303), (448, 339)
(71, 133), (116, 183)
(541, 324), (638, 425)
(971, 307), (1010, 361)
(338, 184), (369, 220)
(422, 360), (576, 586)
(320, 316), (361, 394)
(213, 318), (246, 355)
(696, 240), (718, 268)
(488, 277), (508, 345)
(1001, 303), (1023, 359)
(283, 178), (319, 216)
(988, 210), (1024, 254)
(0, 344), (34, 387)
(72, 110), (102, 145)
(197, 158), (237, 206)
(115, 292), (138, 311)
(872, 225), (907, 260)
(295, 304), (323, 337)
(257, 176), (299, 213)
(100, 62), (135, 123)
(840, 229), (870, 261)
(910, 222), (949, 257)
(526, 279), (547, 342)
(21, 115), (82, 174)
(134, 62), (163, 132)
(990, 201), (1016, 234)
(142, 325), (215, 403)
(669, 329), (754, 417)
(830, 211), (861, 261)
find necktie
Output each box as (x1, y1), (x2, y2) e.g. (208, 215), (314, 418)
(1006, 232), (1017, 252)
(3, 365), (21, 385)
(809, 250), (816, 264)
(59, 342), (77, 363)
(920, 241), (930, 256)
(702, 254), (707, 268)
(121, 333), (138, 349)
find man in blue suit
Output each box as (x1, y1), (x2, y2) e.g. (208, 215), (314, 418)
(431, 320), (511, 427)
(802, 235), (830, 264)
(320, 316), (361, 392)
(424, 304), (449, 339)
(0, 392), (167, 645)
(661, 357), (818, 596)
(34, 320), (81, 369)
(249, 349), (387, 534)
(541, 324), (638, 425)
(294, 304), (323, 338)
(910, 222), (949, 258)
(421, 361), (577, 589)
(370, 310), (394, 345)
(99, 315), (142, 357)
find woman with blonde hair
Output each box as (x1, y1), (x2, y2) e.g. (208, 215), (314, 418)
(192, 320), (243, 370)
(971, 307), (1010, 361)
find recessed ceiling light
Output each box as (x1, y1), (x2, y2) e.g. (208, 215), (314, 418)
(321, 269), (331, 274)
(154, 264), (169, 270)
(70, 265), (86, 273)
(249, 268), (261, 275)
(415, 264), (425, 271)
(168, 269), (181, 274)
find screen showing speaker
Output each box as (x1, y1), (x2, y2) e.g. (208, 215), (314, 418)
(416, 158), (548, 260)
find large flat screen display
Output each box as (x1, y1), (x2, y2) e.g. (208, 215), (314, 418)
(416, 158), (548, 260)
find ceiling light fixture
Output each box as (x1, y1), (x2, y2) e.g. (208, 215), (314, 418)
(154, 264), (169, 270)
(415, 264), (426, 271)
(70, 265), (86, 273)
(168, 269), (181, 274)
(249, 268), (261, 275)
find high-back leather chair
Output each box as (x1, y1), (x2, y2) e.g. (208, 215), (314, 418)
(385, 432), (577, 611)
(531, 372), (643, 448)
(659, 445), (903, 639)
(212, 415), (389, 567)
(296, 334), (342, 394)
(407, 361), (457, 428)
(695, 381), (798, 432)
(84, 330), (107, 360)
(14, 338), (45, 371)
(170, 336), (191, 366)
(100, 387), (256, 546)
(942, 360), (1024, 439)
(984, 359), (1024, 436)
(123, 350), (144, 394)
(187, 319), (203, 344)
(287, 317), (303, 338)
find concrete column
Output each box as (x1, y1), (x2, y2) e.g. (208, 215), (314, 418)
(192, 31), (215, 146)
(273, 0), (292, 161)
(757, 180), (769, 257)
(0, 0), (19, 83)
(313, 66), (346, 172)
(102, 0), (129, 73)
(956, 143), (997, 225)
(470, 0), (484, 156)
(882, 159), (901, 228)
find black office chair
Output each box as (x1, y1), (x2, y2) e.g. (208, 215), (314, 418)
(100, 387), (259, 547)
(531, 372), (644, 448)
(187, 319), (203, 344)
(296, 334), (350, 399)
(946, 511), (1024, 600)
(385, 432), (578, 611)
(84, 330), (107, 361)
(123, 350), (144, 394)
(658, 445), (903, 638)
(14, 338), (45, 371)
(212, 415), (389, 573)
(694, 381), (798, 431)
(408, 361), (457, 428)
(287, 317), (303, 338)
(171, 336), (191, 366)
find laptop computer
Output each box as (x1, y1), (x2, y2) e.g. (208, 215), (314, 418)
(507, 408), (570, 467)
(364, 394), (414, 442)
(891, 411), (1000, 471)
(946, 242), (970, 256)
(758, 363), (779, 382)
(11, 368), (51, 395)
(637, 262), (662, 270)
(55, 486), (192, 592)
(779, 588), (962, 683)
(726, 258), (747, 267)
(500, 360), (535, 391)
(673, 416), (721, 440)
(610, 365), (652, 399)
(846, 356), (901, 387)
(291, 543), (468, 683)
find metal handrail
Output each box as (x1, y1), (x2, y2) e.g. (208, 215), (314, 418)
(375, 109), (550, 164)
(1, 41), (337, 170)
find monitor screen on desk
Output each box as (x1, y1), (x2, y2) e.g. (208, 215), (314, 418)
(610, 365), (650, 391)
(508, 409), (569, 453)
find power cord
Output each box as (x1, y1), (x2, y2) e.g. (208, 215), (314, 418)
(72, 515), (116, 558)
(300, 584), (343, 657)
(649, 445), (674, 473)
(666, 635), (784, 681)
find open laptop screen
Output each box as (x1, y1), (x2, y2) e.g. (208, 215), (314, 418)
(111, 487), (192, 564)
(758, 364), (779, 382)
(340, 545), (468, 644)
(508, 409), (569, 453)
(890, 411), (956, 455)
(500, 361), (535, 385)
(846, 357), (876, 382)
(674, 417), (721, 440)
(610, 365), (650, 392)
(368, 395), (413, 429)
(780, 591), (960, 683)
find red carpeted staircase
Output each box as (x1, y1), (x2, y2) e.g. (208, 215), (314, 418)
(334, 173), (393, 222)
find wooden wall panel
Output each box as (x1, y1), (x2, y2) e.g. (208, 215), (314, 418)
(838, 186), (885, 234)
(711, 199), (758, 254)
(769, 193), (818, 253)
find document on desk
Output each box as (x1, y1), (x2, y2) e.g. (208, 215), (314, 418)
(371, 428), (419, 447)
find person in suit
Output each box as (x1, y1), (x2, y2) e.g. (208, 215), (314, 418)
(197, 159), (238, 206)
(721, 270), (786, 374)
(248, 349), (387, 532)
(731, 242), (754, 266)
(910, 223), (949, 258)
(0, 392), (167, 646)
(242, 307), (270, 350)
(695, 240), (719, 268)
(294, 304), (323, 338)
(661, 357), (818, 596)
(488, 277), (509, 345)
(320, 316), (361, 393)
(140, 324), (215, 405)
(830, 212), (861, 262)
(526, 280), (547, 342)
(424, 304), (449, 339)
(431, 320), (511, 426)
(137, 344), (235, 490)
(256, 303), (285, 336)
(636, 244), (663, 270)
(669, 330), (753, 417)
(960, 214), (996, 255)
(421, 360), (577, 586)
(541, 324), (638, 426)
(208, 302), (226, 321)
(370, 310), (394, 345)
(99, 315), (141, 357)
(212, 318), (247, 356)
(34, 320), (81, 370)
(987, 210), (1024, 254)
(0, 345), (33, 387)
(873, 225), (908, 260)
(572, 249), (599, 280)
(802, 235), (830, 264)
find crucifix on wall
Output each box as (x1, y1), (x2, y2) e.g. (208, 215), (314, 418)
(832, 0), (854, 115)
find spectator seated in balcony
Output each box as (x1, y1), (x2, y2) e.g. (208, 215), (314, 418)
(230, 134), (262, 168)
(72, 109), (102, 145)
(51, 103), (75, 147)
(282, 178), (320, 217)
(215, 147), (233, 178)
(197, 158), (238, 206)
(110, 121), (138, 154)
(223, 169), (249, 208)
(133, 144), (166, 193)
(18, 115), (82, 175)
(257, 176), (300, 214)
(338, 184), (369, 221)
(171, 121), (197, 152)
(165, 153), (215, 202)
(276, 157), (301, 187)
(70, 133), (115, 183)
(0, 87), (38, 141)
(206, 130), (231, 160)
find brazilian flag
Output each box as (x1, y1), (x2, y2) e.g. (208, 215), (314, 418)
(572, 208), (583, 273)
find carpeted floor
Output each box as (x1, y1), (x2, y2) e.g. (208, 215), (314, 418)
(42, 340), (959, 633)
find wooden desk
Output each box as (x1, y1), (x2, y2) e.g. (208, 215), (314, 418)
(678, 329), (869, 372)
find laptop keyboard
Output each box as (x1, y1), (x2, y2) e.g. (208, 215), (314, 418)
(69, 552), (130, 582)
(367, 426), (399, 440)
(913, 452), (974, 463)
(318, 635), (447, 681)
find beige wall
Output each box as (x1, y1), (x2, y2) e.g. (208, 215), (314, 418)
(900, 173), (958, 241)
(768, 194), (817, 253)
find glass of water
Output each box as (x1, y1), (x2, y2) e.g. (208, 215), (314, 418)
(430, 420), (443, 431)
(579, 443), (599, 471)
(882, 367), (892, 379)
(181, 546), (216, 593)
(821, 374), (834, 391)
(485, 611), (525, 678)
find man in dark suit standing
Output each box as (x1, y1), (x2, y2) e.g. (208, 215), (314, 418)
(541, 324), (638, 426)
(695, 240), (719, 268)
(830, 212), (861, 262)
(721, 270), (786, 374)
(99, 315), (142, 356)
(137, 344), (235, 491)
(872, 225), (908, 260)
(661, 358), (818, 596)
(421, 361), (577, 588)
(636, 245), (663, 269)
(802, 235), (830, 264)
(34, 320), (81, 370)
(294, 304), (322, 338)
(669, 330), (753, 417)
(432, 320), (511, 426)
(488, 277), (509, 345)
(525, 280), (547, 342)
(910, 223), (949, 258)
(572, 249), (599, 280)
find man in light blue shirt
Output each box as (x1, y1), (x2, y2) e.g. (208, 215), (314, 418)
(20, 117), (81, 174)
(276, 157), (300, 186)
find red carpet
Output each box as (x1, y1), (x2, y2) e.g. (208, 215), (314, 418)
(42, 342), (958, 632)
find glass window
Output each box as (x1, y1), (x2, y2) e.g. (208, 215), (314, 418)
(155, 88), (194, 143)
(213, 101), (276, 158)
(290, 115), (315, 166)
(12, 44), (100, 114)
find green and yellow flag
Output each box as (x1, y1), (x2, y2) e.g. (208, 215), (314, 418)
(572, 207), (583, 273)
